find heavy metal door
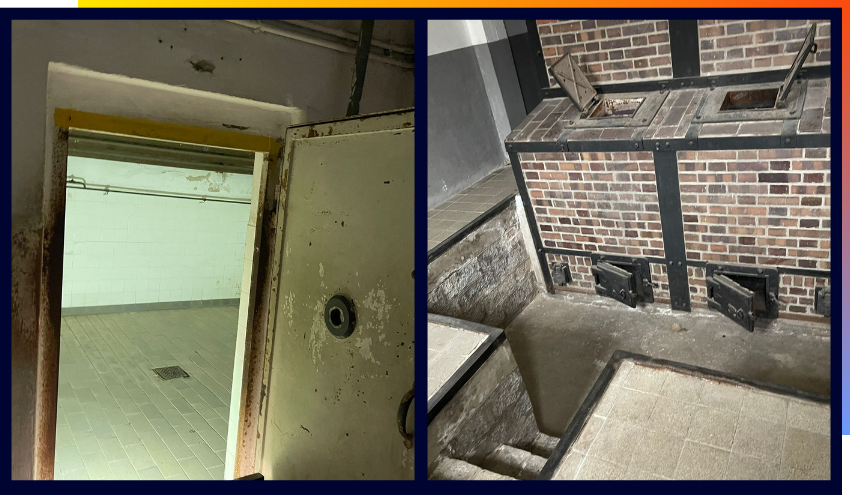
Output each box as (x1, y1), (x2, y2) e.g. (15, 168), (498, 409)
(257, 110), (414, 479)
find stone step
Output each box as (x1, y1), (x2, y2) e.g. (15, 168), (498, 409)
(529, 432), (560, 459)
(480, 444), (548, 480)
(430, 457), (516, 481)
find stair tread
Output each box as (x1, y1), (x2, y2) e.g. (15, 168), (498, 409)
(481, 444), (548, 480)
(530, 433), (561, 459)
(431, 457), (516, 481)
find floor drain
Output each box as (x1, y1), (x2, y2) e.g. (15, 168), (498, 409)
(152, 366), (190, 380)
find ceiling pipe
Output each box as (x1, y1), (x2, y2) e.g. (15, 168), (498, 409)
(347, 20), (374, 117)
(282, 20), (414, 56)
(225, 20), (413, 70)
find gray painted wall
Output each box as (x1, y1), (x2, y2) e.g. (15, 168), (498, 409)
(427, 20), (526, 210)
(428, 46), (507, 209)
(12, 19), (414, 227)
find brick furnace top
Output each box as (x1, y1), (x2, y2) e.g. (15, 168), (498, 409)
(506, 77), (830, 149)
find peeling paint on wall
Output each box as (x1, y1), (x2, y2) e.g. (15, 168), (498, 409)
(188, 58), (216, 74)
(354, 337), (379, 364)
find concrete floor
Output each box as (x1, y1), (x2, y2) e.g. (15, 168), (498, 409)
(54, 306), (237, 480)
(505, 291), (830, 437)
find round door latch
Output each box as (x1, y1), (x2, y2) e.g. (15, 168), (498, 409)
(325, 295), (355, 339)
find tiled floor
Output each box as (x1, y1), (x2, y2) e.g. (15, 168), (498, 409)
(427, 166), (517, 251)
(427, 322), (488, 400)
(54, 306), (238, 480)
(553, 360), (830, 480)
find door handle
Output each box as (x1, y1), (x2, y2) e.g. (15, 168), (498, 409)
(396, 386), (414, 449)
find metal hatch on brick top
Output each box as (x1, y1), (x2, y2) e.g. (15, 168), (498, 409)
(550, 53), (669, 129)
(695, 24), (817, 124)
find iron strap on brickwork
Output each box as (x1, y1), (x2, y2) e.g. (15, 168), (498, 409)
(653, 152), (691, 312)
(669, 20), (701, 79)
(540, 65), (832, 99)
(506, 132), (831, 154)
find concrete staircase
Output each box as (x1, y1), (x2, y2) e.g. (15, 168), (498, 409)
(431, 433), (559, 481)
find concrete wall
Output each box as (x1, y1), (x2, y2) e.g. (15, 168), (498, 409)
(427, 21), (525, 209)
(11, 19), (413, 479)
(428, 339), (539, 470)
(427, 204), (538, 329)
(62, 157), (251, 309)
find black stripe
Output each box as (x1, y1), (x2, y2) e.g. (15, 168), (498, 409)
(525, 20), (551, 93)
(506, 20), (545, 116)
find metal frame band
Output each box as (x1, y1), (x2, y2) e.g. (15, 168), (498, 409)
(540, 66), (831, 99)
(505, 129), (832, 312)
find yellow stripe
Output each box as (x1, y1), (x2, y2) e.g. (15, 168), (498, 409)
(54, 108), (279, 156)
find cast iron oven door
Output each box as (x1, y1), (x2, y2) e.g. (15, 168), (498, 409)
(695, 23), (817, 123)
(549, 53), (668, 128)
(590, 254), (655, 308)
(593, 262), (638, 307)
(705, 263), (779, 332)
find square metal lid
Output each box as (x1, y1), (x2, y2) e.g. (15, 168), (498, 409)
(550, 53), (597, 113)
(777, 23), (818, 106)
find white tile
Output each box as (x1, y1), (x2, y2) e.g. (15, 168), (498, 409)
(108, 458), (140, 480)
(179, 457), (215, 480)
(162, 434), (195, 460)
(124, 443), (157, 471)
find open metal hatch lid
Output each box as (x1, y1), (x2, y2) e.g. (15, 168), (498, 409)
(550, 53), (597, 114)
(776, 23), (818, 108)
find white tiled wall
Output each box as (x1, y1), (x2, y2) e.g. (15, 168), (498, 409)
(62, 157), (253, 308)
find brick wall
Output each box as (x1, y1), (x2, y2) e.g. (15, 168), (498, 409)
(534, 19), (831, 84)
(699, 20), (830, 75)
(678, 148), (830, 317)
(520, 151), (665, 258)
(428, 204), (538, 328)
(536, 20), (672, 86)
(519, 148), (831, 319)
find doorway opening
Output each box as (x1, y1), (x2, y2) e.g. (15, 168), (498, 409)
(49, 114), (274, 480)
